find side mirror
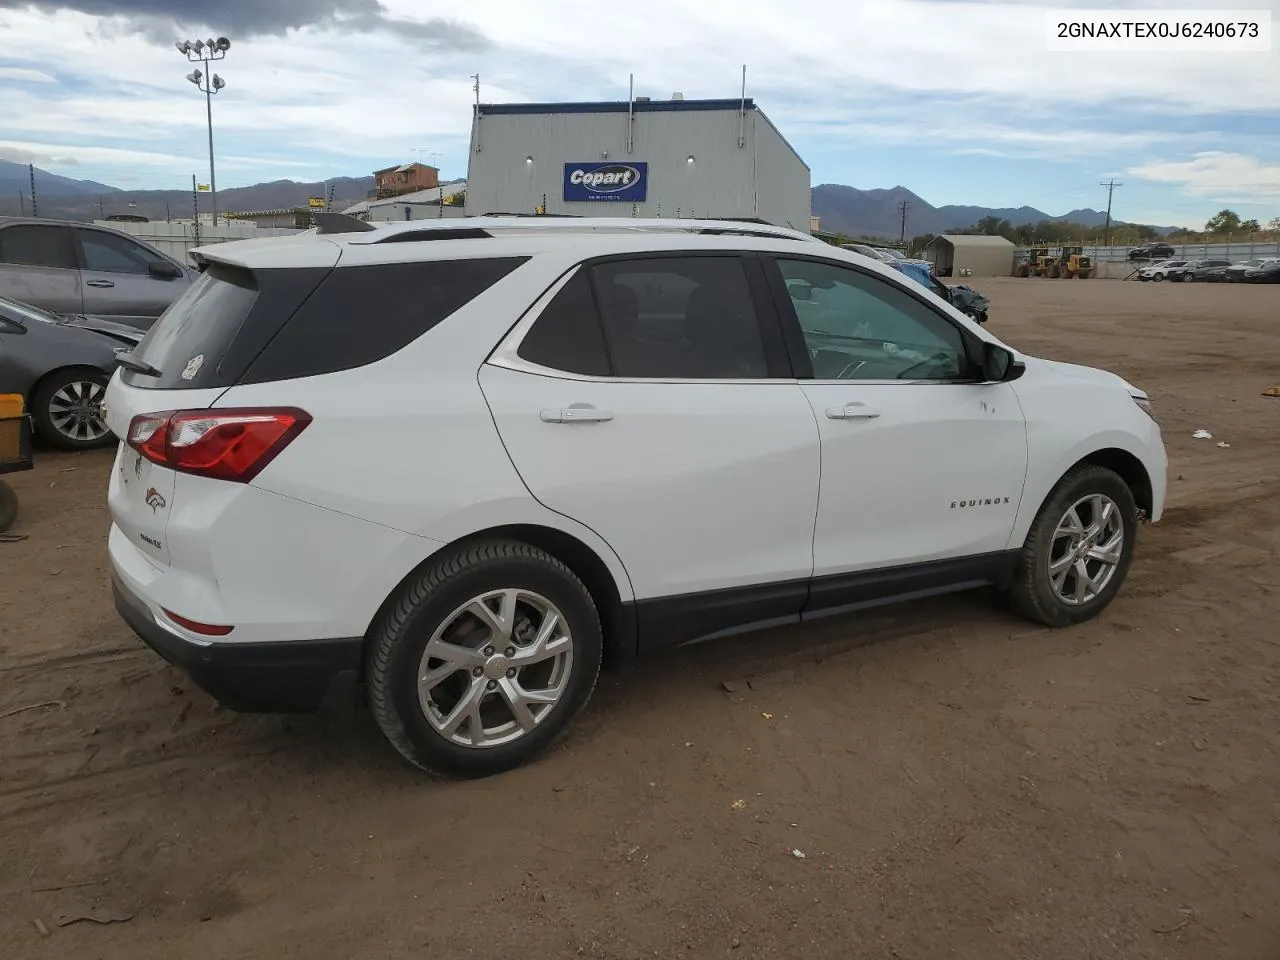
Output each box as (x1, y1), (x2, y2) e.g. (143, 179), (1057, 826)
(0, 318), (26, 335)
(148, 260), (183, 280)
(981, 341), (1023, 382)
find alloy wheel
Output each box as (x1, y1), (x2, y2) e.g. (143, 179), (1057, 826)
(1047, 494), (1125, 605)
(47, 380), (109, 444)
(417, 588), (574, 748)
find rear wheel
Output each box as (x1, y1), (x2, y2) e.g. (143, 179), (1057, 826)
(1152, 273), (1164, 282)
(367, 540), (603, 778)
(1008, 465), (1137, 628)
(31, 369), (112, 451)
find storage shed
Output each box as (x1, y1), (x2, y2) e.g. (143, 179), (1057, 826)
(925, 235), (1016, 277)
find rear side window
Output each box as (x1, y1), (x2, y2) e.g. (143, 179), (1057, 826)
(241, 257), (528, 383)
(0, 225), (77, 269)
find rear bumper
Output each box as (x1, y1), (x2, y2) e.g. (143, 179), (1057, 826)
(111, 568), (362, 713)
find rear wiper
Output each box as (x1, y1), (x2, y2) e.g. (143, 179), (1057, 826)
(114, 349), (161, 377)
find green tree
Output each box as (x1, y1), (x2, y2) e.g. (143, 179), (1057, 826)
(1205, 209), (1241, 233)
(1240, 218), (1261, 232)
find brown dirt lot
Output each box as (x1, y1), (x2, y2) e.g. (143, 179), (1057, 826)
(2, 276), (1279, 960)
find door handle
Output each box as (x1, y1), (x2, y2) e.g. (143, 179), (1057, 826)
(825, 403), (881, 420)
(540, 406), (614, 424)
(86, 279), (115, 288)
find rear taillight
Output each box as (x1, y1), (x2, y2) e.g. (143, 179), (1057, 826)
(126, 407), (311, 483)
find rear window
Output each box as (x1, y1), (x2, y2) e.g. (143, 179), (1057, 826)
(123, 256), (527, 389)
(123, 264), (264, 388)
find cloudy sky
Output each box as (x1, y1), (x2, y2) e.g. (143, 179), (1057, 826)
(0, 0), (1277, 227)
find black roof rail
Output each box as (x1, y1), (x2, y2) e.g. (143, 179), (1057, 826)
(314, 212), (376, 234)
(375, 227), (493, 243)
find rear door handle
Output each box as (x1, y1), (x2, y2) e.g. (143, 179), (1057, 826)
(86, 279), (115, 288)
(540, 406), (614, 424)
(825, 402), (881, 420)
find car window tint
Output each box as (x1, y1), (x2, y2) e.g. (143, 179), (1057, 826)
(777, 258), (968, 381)
(242, 257), (529, 384)
(78, 230), (160, 274)
(0, 225), (76, 269)
(517, 269), (610, 376)
(590, 256), (768, 379)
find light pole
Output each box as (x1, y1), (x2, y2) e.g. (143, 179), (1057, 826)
(176, 36), (230, 225)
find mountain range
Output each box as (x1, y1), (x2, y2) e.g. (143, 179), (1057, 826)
(811, 184), (1179, 239)
(0, 160), (373, 220)
(0, 160), (1177, 235)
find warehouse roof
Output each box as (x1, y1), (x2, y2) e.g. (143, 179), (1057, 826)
(478, 98), (756, 116)
(929, 234), (1016, 248)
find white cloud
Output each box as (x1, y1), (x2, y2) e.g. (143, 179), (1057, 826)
(1128, 152), (1280, 204)
(0, 66), (56, 82)
(0, 0), (1277, 204)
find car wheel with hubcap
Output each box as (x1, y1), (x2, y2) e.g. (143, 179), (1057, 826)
(367, 539), (603, 778)
(1008, 465), (1137, 628)
(1152, 273), (1164, 282)
(31, 369), (112, 451)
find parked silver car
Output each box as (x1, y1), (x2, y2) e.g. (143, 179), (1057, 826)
(0, 217), (194, 331)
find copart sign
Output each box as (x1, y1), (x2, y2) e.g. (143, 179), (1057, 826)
(563, 162), (647, 202)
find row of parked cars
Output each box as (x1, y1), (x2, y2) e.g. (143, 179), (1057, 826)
(1136, 256), (1280, 283)
(0, 216), (196, 449)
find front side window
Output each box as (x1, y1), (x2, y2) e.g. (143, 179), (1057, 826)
(776, 258), (968, 381)
(78, 229), (164, 275)
(0, 225), (76, 269)
(591, 256), (769, 379)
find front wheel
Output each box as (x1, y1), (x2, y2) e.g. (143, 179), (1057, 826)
(367, 540), (603, 778)
(1008, 465), (1137, 628)
(1152, 273), (1164, 282)
(31, 368), (112, 451)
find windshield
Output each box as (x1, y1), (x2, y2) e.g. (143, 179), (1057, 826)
(0, 295), (64, 326)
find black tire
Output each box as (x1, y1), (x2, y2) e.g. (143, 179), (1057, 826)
(0, 480), (16, 534)
(30, 368), (112, 451)
(1008, 465), (1138, 628)
(1184, 273), (1194, 282)
(1152, 273), (1164, 282)
(367, 539), (603, 778)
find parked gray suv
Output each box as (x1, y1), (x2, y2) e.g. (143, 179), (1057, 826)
(0, 217), (194, 331)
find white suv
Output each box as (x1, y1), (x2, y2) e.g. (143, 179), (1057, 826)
(103, 217), (1167, 778)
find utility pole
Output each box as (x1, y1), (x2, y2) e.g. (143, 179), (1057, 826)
(98, 195), (105, 219)
(17, 190), (25, 216)
(1100, 179), (1122, 247)
(897, 199), (910, 244)
(28, 164), (37, 217)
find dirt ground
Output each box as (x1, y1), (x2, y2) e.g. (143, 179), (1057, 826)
(2, 276), (1279, 960)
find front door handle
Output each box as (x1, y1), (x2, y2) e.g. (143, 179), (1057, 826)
(825, 402), (881, 420)
(540, 406), (614, 424)
(86, 279), (115, 288)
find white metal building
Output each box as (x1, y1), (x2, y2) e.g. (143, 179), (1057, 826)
(342, 181), (468, 222)
(464, 96), (810, 230)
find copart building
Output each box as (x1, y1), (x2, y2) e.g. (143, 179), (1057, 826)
(463, 95), (811, 231)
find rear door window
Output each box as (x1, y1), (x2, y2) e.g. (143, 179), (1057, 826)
(591, 256), (771, 379)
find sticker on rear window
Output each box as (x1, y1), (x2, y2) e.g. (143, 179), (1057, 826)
(181, 354), (205, 381)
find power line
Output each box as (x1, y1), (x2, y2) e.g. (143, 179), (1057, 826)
(897, 199), (910, 244)
(1100, 179), (1122, 246)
